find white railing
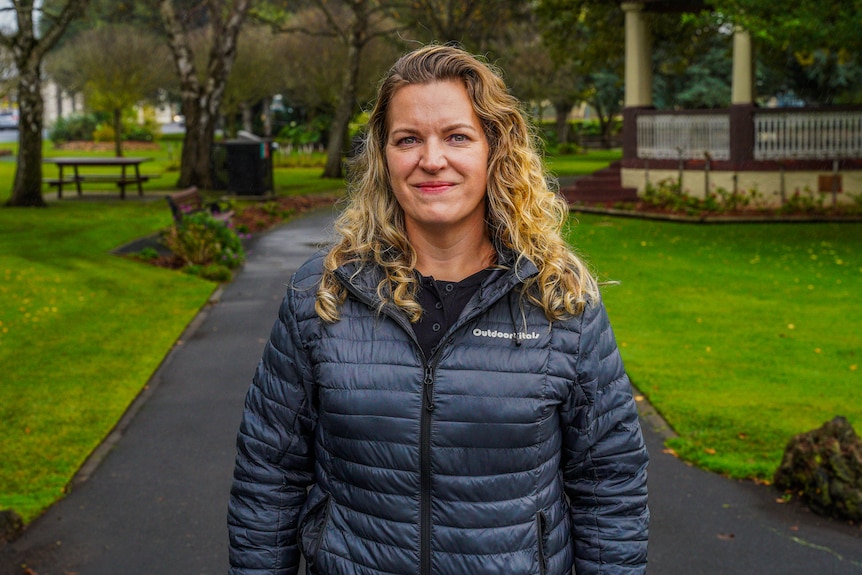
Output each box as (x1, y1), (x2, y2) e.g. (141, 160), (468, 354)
(637, 114), (730, 160)
(754, 111), (862, 160)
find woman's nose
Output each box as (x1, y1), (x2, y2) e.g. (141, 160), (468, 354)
(419, 139), (446, 172)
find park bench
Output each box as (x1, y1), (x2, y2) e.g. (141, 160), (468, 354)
(43, 156), (158, 199)
(166, 186), (234, 225)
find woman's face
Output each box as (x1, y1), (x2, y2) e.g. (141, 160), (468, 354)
(385, 80), (489, 239)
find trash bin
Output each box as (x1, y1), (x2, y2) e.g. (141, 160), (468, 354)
(210, 135), (274, 196)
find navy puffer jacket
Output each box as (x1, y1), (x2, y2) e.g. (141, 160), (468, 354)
(228, 250), (649, 575)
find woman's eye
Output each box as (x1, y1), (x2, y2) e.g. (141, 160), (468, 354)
(397, 136), (417, 146)
(449, 134), (468, 143)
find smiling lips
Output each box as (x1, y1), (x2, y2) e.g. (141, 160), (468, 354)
(415, 181), (456, 193)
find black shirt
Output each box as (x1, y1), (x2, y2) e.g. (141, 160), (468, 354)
(413, 268), (494, 359)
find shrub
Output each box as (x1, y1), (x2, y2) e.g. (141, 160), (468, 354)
(161, 212), (245, 276)
(92, 124), (115, 142)
(48, 112), (161, 144)
(778, 187), (826, 214)
(49, 113), (105, 143)
(124, 118), (160, 142)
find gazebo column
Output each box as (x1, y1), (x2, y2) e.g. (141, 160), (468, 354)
(730, 27), (755, 165)
(621, 2), (653, 161)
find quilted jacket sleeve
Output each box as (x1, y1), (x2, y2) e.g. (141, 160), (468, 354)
(227, 283), (317, 575)
(561, 298), (649, 575)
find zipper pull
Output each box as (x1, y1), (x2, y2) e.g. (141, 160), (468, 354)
(423, 366), (435, 411)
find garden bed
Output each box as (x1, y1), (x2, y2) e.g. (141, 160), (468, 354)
(569, 201), (862, 223)
(122, 194), (339, 275)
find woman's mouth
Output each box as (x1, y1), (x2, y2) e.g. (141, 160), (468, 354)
(415, 181), (454, 193)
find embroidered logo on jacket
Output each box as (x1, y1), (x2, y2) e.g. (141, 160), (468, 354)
(472, 328), (541, 341)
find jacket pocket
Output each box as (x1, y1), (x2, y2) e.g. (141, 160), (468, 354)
(536, 510), (548, 575)
(297, 489), (333, 570)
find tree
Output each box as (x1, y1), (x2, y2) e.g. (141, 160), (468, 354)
(1, 0), (90, 207)
(273, 7), (398, 146)
(709, 0), (862, 57)
(707, 0), (862, 104)
(535, 0), (625, 146)
(495, 19), (588, 145)
(221, 25), (284, 136)
(298, 0), (401, 179)
(158, 0), (251, 189)
(394, 0), (527, 54)
(47, 24), (172, 156)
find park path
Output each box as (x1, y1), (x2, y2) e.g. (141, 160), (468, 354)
(1, 206), (861, 575)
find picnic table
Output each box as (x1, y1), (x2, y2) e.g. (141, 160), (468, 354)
(43, 156), (156, 199)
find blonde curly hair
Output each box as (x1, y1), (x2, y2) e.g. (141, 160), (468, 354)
(316, 44), (598, 323)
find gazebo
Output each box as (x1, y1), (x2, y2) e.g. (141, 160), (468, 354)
(563, 0), (862, 207)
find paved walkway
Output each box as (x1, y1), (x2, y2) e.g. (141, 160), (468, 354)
(1, 207), (861, 575)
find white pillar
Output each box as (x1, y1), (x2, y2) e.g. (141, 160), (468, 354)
(622, 2), (652, 108)
(732, 28), (754, 104)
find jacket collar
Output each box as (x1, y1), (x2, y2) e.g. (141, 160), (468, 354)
(333, 247), (538, 314)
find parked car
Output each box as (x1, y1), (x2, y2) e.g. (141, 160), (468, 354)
(0, 110), (18, 130)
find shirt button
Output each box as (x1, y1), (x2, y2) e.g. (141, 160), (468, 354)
(435, 302), (443, 310)
(444, 283), (454, 293)
(432, 322), (441, 332)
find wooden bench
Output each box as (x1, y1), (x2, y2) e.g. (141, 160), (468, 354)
(166, 187), (234, 224)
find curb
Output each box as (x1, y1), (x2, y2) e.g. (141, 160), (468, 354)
(69, 284), (225, 489)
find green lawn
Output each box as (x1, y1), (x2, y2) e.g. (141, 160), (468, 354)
(0, 141), (343, 523)
(0, 200), (218, 522)
(3, 144), (858, 524)
(546, 148), (622, 177)
(566, 214), (862, 479)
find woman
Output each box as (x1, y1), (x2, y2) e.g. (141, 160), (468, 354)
(228, 45), (649, 575)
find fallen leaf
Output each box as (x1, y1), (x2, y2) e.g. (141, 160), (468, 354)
(737, 433), (748, 440)
(704, 448), (717, 455)
(662, 448), (678, 457)
(634, 395), (644, 402)
(717, 533), (735, 541)
(790, 526), (799, 532)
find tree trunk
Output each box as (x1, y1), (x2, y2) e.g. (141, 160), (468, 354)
(241, 103), (253, 133)
(113, 108), (124, 157)
(160, 0), (250, 191)
(322, 29), (364, 179)
(8, 67), (46, 207)
(262, 97), (272, 138)
(177, 94), (218, 190)
(554, 101), (572, 145)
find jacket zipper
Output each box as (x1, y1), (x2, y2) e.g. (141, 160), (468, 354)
(421, 362), (435, 575)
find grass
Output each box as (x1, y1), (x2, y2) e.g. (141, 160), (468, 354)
(545, 148), (622, 178)
(0, 200), (218, 522)
(566, 214), (862, 480)
(0, 140), (344, 524)
(2, 142), (857, 523)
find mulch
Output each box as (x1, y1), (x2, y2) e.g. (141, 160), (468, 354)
(231, 195), (340, 233)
